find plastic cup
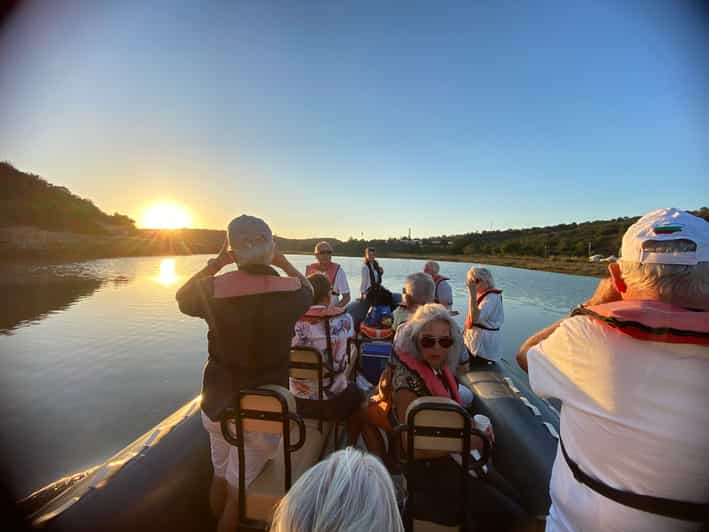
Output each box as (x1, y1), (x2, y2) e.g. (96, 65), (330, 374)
(473, 414), (491, 433)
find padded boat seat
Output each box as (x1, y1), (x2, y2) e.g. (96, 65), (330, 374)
(402, 397), (477, 532)
(238, 385), (327, 523)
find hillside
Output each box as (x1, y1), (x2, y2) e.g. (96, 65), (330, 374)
(1, 163), (706, 275)
(0, 162), (136, 234)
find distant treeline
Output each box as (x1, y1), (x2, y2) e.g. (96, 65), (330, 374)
(2, 162), (706, 261)
(1, 162), (136, 234)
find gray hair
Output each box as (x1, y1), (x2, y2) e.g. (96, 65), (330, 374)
(233, 240), (274, 266)
(270, 447), (404, 532)
(424, 260), (440, 274)
(395, 303), (463, 372)
(468, 267), (495, 289)
(404, 272), (435, 305)
(619, 259), (709, 308)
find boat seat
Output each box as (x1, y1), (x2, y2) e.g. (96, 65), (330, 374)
(221, 385), (325, 528)
(395, 397), (489, 532)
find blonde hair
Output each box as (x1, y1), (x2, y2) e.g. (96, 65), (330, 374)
(395, 303), (463, 372)
(270, 448), (404, 532)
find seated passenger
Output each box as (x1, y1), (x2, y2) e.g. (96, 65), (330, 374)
(270, 447), (404, 532)
(291, 273), (363, 439)
(392, 272), (434, 330)
(464, 267), (504, 364)
(392, 304), (529, 531)
(393, 272), (473, 407)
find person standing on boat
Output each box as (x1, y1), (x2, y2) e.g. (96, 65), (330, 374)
(463, 267), (504, 365)
(176, 214), (312, 532)
(360, 246), (384, 300)
(517, 208), (709, 532)
(305, 241), (351, 307)
(424, 260), (453, 308)
(347, 246), (400, 329)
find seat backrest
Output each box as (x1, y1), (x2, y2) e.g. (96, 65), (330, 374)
(406, 397), (467, 453)
(239, 384), (297, 434)
(290, 346), (325, 398)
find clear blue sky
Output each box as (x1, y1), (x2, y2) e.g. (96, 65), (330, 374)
(1, 1), (707, 239)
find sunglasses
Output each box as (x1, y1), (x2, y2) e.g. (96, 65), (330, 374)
(419, 335), (454, 348)
(317, 250), (332, 255)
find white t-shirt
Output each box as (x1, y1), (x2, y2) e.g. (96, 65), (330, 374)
(528, 316), (709, 532)
(463, 292), (504, 362)
(290, 308), (354, 400)
(330, 266), (350, 306)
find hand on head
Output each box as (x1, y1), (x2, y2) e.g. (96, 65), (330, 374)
(215, 234), (234, 269)
(270, 245), (288, 270)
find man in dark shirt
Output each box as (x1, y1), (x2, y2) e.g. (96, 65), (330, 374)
(176, 214), (312, 532)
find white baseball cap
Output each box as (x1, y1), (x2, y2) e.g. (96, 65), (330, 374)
(621, 208), (709, 265)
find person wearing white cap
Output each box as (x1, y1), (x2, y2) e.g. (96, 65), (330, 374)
(517, 208), (709, 531)
(177, 214), (313, 532)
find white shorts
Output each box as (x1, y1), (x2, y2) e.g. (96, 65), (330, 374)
(201, 411), (281, 489)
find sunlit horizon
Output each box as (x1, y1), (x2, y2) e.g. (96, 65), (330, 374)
(140, 202), (192, 230)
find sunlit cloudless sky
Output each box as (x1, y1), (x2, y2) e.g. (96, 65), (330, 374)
(1, 1), (707, 239)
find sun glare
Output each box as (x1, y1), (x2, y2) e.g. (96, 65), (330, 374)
(155, 258), (180, 286)
(141, 203), (191, 229)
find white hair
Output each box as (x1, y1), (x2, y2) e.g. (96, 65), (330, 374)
(467, 267), (495, 289)
(619, 260), (709, 308)
(314, 240), (332, 253)
(233, 240), (274, 266)
(424, 260), (440, 274)
(395, 304), (463, 372)
(270, 447), (404, 532)
(404, 272), (435, 305)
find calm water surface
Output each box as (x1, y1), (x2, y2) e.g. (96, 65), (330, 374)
(0, 255), (597, 497)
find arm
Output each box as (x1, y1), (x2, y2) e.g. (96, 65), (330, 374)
(517, 276), (621, 372)
(516, 319), (564, 372)
(271, 248), (313, 297)
(465, 277), (479, 327)
(360, 265), (368, 299)
(176, 234), (231, 316)
(337, 292), (351, 307)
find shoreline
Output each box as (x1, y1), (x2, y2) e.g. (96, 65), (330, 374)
(1, 248), (608, 279)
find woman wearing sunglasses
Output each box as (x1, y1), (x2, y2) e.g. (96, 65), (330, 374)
(391, 304), (529, 531)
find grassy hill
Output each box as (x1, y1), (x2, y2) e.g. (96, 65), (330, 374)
(1, 162), (136, 234)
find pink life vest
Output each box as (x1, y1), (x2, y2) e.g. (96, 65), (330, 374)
(213, 270), (301, 299)
(306, 262), (341, 291)
(465, 289), (503, 329)
(573, 300), (709, 345)
(397, 352), (462, 405)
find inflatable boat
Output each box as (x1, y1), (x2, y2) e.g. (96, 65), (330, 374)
(22, 354), (559, 531)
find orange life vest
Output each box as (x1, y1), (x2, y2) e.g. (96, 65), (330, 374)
(301, 305), (346, 324)
(465, 289), (503, 329)
(213, 270), (301, 299)
(573, 300), (709, 345)
(360, 323), (394, 339)
(305, 262), (342, 293)
(430, 274), (450, 304)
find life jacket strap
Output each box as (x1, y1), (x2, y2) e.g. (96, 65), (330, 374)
(470, 323), (500, 331)
(559, 436), (709, 522)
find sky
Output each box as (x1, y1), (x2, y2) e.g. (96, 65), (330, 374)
(1, 1), (707, 240)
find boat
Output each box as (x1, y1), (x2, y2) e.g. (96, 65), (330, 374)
(21, 348), (559, 531)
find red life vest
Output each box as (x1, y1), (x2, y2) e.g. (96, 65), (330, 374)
(573, 300), (709, 345)
(465, 289), (503, 329)
(431, 274), (450, 303)
(397, 352), (462, 405)
(213, 270), (301, 299)
(301, 305), (346, 324)
(306, 262), (341, 292)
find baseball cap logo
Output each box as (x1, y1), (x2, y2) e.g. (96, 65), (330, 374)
(653, 224), (683, 235)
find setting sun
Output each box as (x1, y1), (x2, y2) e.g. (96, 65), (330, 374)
(141, 203), (192, 229)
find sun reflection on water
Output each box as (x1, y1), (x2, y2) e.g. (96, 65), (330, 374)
(155, 258), (180, 286)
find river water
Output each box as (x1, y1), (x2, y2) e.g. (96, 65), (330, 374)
(0, 255), (597, 497)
